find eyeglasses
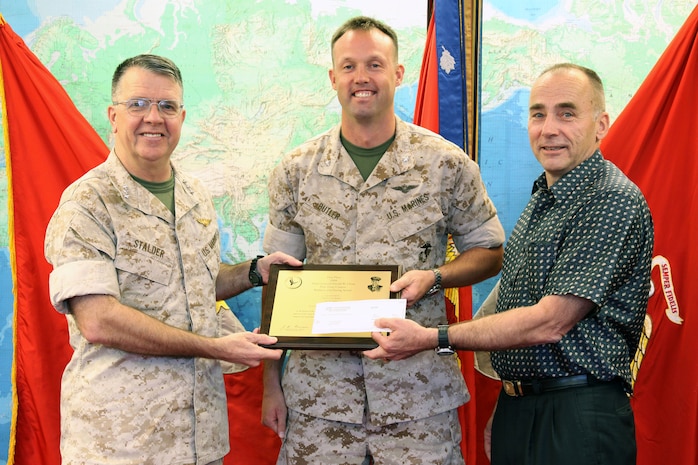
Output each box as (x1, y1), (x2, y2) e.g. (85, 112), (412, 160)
(112, 98), (184, 118)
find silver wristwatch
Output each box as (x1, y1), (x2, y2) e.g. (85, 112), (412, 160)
(425, 268), (442, 295)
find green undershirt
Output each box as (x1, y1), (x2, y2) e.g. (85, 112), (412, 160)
(131, 173), (175, 215)
(341, 132), (396, 181)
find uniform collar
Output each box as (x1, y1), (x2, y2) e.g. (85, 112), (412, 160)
(318, 116), (415, 190)
(105, 150), (198, 220)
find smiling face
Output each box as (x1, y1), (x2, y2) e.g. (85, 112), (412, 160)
(527, 67), (609, 186)
(108, 66), (185, 181)
(329, 28), (404, 135)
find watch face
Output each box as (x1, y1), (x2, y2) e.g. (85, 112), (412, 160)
(250, 272), (262, 285)
(436, 347), (456, 356)
(250, 268), (263, 285)
(249, 258), (263, 286)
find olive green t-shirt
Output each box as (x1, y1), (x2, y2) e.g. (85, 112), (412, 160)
(131, 172), (175, 214)
(341, 132), (396, 181)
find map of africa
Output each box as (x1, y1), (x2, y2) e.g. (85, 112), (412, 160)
(0, 0), (695, 461)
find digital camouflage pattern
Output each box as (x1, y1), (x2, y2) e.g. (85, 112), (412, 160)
(264, 118), (504, 428)
(45, 151), (229, 464)
(278, 408), (464, 465)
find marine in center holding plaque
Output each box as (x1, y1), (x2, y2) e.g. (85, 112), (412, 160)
(261, 16), (505, 465)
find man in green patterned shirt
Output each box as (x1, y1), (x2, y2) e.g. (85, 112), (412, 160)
(366, 63), (654, 465)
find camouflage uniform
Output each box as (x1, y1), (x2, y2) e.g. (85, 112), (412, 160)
(45, 151), (229, 465)
(264, 118), (505, 462)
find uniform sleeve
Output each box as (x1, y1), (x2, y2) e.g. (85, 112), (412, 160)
(473, 280), (501, 380)
(449, 156), (505, 252)
(263, 160), (307, 260)
(218, 302), (249, 374)
(45, 201), (120, 314)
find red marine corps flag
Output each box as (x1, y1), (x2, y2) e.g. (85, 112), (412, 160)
(0, 15), (108, 464)
(600, 5), (698, 464)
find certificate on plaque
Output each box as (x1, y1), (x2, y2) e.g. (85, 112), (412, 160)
(261, 264), (403, 349)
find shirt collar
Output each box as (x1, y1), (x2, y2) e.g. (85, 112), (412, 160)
(531, 150), (604, 202)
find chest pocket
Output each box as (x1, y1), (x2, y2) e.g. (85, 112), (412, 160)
(199, 250), (219, 282)
(114, 247), (173, 286)
(387, 196), (444, 242)
(295, 199), (352, 250)
(196, 228), (220, 282)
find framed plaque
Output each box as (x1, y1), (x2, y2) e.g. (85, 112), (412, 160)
(260, 264), (402, 349)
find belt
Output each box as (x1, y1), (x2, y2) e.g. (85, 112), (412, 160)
(502, 374), (598, 397)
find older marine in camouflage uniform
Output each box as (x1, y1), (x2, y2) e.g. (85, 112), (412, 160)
(45, 151), (228, 464)
(44, 54), (295, 465)
(263, 117), (505, 463)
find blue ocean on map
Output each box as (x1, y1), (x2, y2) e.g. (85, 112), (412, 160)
(395, 84), (418, 123)
(217, 218), (266, 330)
(480, 88), (541, 236)
(0, 248), (12, 452)
(0, 1), (40, 37)
(487, 0), (559, 21)
(0, 0), (118, 36)
(472, 88), (543, 310)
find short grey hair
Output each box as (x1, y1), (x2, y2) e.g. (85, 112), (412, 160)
(111, 54), (183, 99)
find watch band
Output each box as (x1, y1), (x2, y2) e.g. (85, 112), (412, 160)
(436, 324), (455, 356)
(426, 268), (442, 295)
(437, 324), (450, 348)
(248, 255), (264, 287)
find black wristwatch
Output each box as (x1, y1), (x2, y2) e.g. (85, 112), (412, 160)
(435, 324), (455, 356)
(425, 268), (442, 296)
(248, 255), (264, 287)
